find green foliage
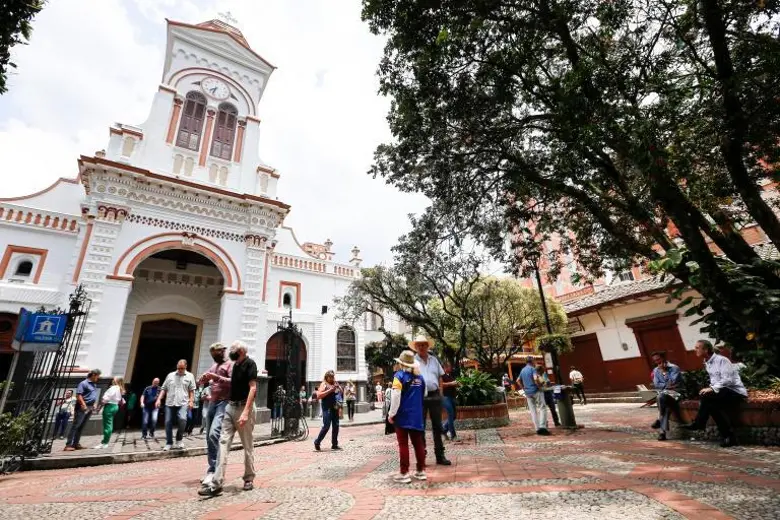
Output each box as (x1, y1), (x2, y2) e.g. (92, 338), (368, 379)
(536, 333), (572, 355)
(364, 333), (408, 383)
(362, 0), (780, 379)
(455, 369), (499, 406)
(681, 369), (710, 399)
(1, 1), (45, 94)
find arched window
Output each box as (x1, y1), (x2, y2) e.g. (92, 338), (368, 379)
(336, 326), (356, 372)
(14, 260), (33, 277)
(210, 102), (238, 160)
(282, 292), (292, 309)
(176, 92), (207, 151)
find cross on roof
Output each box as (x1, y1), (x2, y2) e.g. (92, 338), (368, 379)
(217, 11), (238, 25)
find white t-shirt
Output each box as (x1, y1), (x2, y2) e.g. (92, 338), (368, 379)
(102, 385), (124, 405)
(569, 370), (584, 384)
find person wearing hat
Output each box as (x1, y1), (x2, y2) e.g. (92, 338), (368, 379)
(411, 335), (451, 465)
(197, 342), (233, 487)
(388, 350), (427, 483)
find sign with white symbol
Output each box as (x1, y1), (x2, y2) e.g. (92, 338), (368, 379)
(13, 309), (67, 352)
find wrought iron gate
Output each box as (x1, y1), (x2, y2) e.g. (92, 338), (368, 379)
(269, 311), (308, 441)
(0, 286), (90, 473)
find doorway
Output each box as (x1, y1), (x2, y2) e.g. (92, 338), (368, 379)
(126, 314), (202, 427)
(560, 334), (610, 392)
(265, 331), (307, 409)
(627, 312), (695, 371)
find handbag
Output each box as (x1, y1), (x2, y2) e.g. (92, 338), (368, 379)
(384, 415), (395, 435)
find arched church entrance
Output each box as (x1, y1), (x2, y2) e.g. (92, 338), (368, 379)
(265, 331), (307, 410)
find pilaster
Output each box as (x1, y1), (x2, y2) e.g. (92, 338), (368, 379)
(239, 234), (267, 358)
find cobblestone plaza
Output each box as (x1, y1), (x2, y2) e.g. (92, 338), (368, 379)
(1, 404), (778, 519)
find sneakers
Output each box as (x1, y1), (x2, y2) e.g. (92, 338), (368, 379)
(197, 485), (223, 497)
(413, 471), (427, 481)
(162, 444), (172, 451)
(173, 441), (184, 449)
(93, 444), (106, 449)
(201, 472), (214, 486)
(393, 473), (412, 483)
(242, 480), (254, 491)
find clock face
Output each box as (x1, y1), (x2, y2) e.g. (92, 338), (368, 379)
(201, 77), (230, 100)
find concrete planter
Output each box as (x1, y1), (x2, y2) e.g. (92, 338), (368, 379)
(430, 402), (510, 430)
(506, 396), (527, 409)
(672, 397), (780, 445)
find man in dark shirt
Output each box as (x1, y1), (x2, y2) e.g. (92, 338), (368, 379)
(140, 377), (161, 439)
(199, 340), (257, 496)
(441, 362), (459, 440)
(64, 369), (101, 451)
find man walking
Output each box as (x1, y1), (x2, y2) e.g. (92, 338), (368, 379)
(683, 340), (747, 447)
(199, 340), (257, 496)
(157, 359), (196, 451)
(569, 366), (587, 405)
(412, 335), (451, 465)
(64, 369), (101, 451)
(198, 342), (232, 486)
(140, 377), (161, 439)
(517, 357), (550, 435)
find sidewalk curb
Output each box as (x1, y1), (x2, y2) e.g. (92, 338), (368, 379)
(22, 436), (286, 471)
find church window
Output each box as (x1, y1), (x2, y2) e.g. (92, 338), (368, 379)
(336, 326), (356, 372)
(282, 292), (292, 308)
(176, 91), (207, 151)
(210, 102), (238, 160)
(14, 260), (33, 277)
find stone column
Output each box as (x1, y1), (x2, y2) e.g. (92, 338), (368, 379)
(239, 234), (268, 359)
(218, 291), (244, 345)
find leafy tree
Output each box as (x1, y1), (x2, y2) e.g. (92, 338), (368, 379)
(1, 0), (45, 94)
(459, 277), (566, 376)
(364, 332), (409, 386)
(362, 0), (780, 371)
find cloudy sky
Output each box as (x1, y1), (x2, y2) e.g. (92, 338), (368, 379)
(0, 0), (429, 266)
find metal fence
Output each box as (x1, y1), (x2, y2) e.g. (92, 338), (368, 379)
(269, 312), (308, 441)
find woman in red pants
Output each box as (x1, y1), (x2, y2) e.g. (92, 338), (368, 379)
(387, 350), (426, 483)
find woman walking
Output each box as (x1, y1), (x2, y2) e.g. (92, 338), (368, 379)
(388, 350), (427, 483)
(345, 380), (357, 421)
(95, 377), (125, 449)
(313, 370), (342, 451)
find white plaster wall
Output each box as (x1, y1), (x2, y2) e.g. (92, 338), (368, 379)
(111, 281), (222, 379)
(0, 180), (84, 214)
(572, 291), (715, 362)
(0, 225), (80, 289)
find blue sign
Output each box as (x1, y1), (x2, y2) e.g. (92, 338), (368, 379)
(13, 308), (67, 351)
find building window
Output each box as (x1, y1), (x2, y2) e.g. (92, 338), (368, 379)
(210, 102), (238, 160)
(617, 270), (635, 282)
(336, 326), (356, 372)
(282, 292), (292, 309)
(176, 91), (207, 151)
(14, 260), (33, 277)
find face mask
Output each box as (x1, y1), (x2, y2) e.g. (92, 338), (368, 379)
(211, 352), (224, 363)
(229, 351), (239, 361)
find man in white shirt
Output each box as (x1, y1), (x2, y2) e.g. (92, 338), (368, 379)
(412, 335), (451, 466)
(375, 383), (384, 403)
(683, 340), (747, 447)
(569, 366), (586, 405)
(157, 359), (196, 451)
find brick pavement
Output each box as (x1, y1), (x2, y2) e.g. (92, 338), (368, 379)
(1, 403), (778, 519)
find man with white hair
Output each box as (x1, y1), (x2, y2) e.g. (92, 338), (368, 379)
(199, 340), (258, 496)
(411, 335), (451, 466)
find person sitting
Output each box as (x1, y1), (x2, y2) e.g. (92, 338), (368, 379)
(682, 340), (747, 447)
(649, 351), (682, 441)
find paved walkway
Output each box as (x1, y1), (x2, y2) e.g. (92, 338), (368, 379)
(2, 404), (779, 519)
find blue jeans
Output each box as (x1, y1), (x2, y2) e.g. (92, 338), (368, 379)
(442, 396), (457, 438)
(66, 405), (93, 447)
(164, 405), (188, 445)
(314, 406), (339, 448)
(141, 407), (159, 436)
(206, 400), (227, 474)
(54, 411), (70, 438)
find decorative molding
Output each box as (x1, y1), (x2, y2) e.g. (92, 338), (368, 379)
(72, 219), (95, 283)
(166, 97), (184, 144)
(126, 213), (245, 242)
(96, 205), (130, 222)
(0, 206), (80, 234)
(0, 245), (48, 284)
(244, 234), (267, 249)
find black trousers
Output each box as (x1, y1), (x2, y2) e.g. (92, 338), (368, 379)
(543, 390), (560, 426)
(572, 383), (586, 404)
(346, 400), (355, 420)
(422, 393), (446, 460)
(693, 388), (745, 438)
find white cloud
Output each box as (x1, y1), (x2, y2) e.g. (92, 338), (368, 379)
(0, 0), (427, 265)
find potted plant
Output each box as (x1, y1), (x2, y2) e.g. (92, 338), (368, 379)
(436, 369), (509, 429)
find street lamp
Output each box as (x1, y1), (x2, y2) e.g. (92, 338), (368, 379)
(527, 253), (577, 429)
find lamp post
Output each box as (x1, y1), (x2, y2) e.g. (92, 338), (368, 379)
(529, 256), (577, 429)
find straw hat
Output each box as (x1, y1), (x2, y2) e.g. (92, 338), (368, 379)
(409, 334), (430, 351)
(394, 350), (416, 369)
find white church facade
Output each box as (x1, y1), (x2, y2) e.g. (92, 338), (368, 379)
(0, 19), (401, 410)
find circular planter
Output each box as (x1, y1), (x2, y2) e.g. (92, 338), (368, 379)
(430, 402), (510, 430)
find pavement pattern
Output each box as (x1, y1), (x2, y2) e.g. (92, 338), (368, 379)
(1, 403), (779, 520)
